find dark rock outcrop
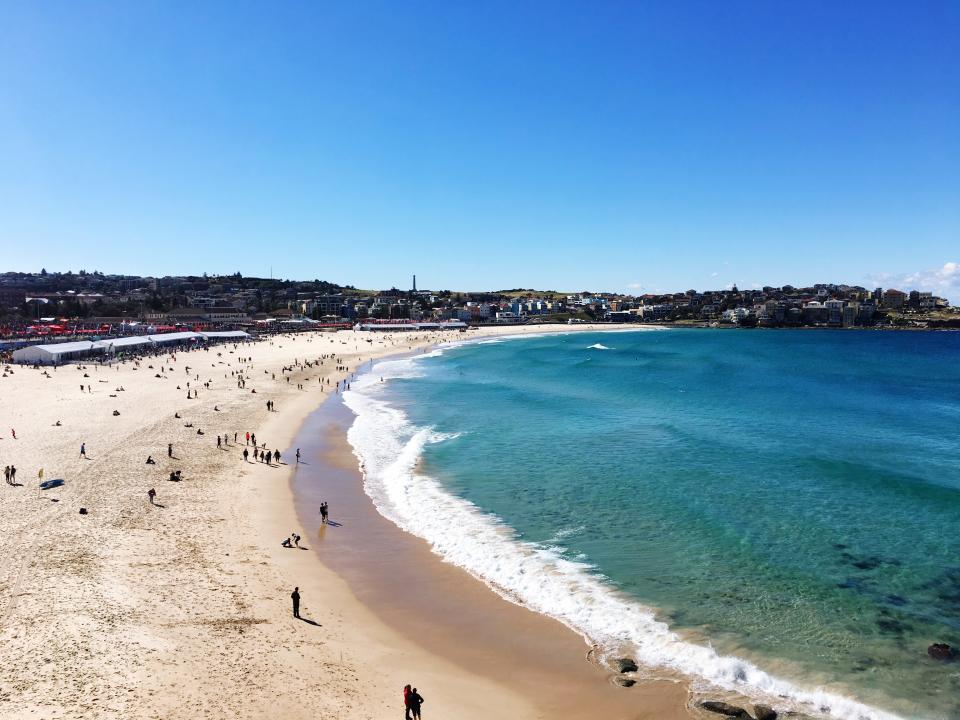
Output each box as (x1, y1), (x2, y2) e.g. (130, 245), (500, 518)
(928, 643), (956, 662)
(699, 700), (750, 717)
(613, 676), (636, 688)
(753, 704), (777, 720)
(615, 657), (638, 673)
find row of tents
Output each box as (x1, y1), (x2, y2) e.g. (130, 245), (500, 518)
(11, 331), (250, 365)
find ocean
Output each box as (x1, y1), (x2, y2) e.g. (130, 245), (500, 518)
(343, 328), (960, 720)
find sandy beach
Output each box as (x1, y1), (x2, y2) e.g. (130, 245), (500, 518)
(0, 324), (696, 720)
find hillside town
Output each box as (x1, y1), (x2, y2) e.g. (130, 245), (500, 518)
(1, 269), (958, 342)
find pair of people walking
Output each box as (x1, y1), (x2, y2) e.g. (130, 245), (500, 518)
(403, 684), (425, 720)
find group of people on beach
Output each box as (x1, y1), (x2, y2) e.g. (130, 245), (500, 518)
(242, 446), (281, 464)
(6, 331), (448, 716)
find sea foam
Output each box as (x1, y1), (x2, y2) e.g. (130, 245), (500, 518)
(343, 344), (903, 720)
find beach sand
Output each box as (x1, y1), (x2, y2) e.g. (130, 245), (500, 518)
(0, 325), (695, 719)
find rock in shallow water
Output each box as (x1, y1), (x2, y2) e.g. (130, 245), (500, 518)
(753, 704), (777, 720)
(612, 676), (635, 688)
(699, 700), (750, 717)
(614, 657), (638, 673)
(928, 643), (956, 662)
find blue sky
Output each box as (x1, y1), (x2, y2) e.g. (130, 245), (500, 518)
(1, 1), (957, 299)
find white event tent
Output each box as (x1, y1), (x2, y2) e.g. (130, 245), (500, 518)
(13, 330), (250, 364)
(12, 341), (96, 365)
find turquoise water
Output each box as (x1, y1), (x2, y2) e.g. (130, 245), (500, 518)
(346, 329), (960, 719)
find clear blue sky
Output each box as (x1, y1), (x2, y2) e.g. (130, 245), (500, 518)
(1, 1), (957, 299)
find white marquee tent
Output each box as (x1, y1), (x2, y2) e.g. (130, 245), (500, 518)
(12, 330), (250, 365)
(12, 341), (96, 365)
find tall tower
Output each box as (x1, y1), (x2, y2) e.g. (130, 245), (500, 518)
(412, 274), (417, 293)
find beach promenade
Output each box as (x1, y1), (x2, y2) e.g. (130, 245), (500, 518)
(0, 325), (689, 720)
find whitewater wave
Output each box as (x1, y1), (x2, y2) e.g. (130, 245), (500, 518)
(587, 343), (612, 350)
(343, 350), (903, 720)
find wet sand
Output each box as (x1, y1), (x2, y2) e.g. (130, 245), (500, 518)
(289, 392), (694, 720)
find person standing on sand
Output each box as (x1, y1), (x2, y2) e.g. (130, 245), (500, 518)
(168, 443), (173, 458)
(296, 448), (300, 464)
(403, 684), (412, 720)
(291, 587), (300, 618)
(409, 688), (424, 720)
(147, 488), (156, 505)
(320, 501), (328, 524)
(243, 448), (249, 462)
(80, 442), (86, 458)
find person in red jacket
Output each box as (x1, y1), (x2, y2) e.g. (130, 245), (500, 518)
(403, 684), (412, 720)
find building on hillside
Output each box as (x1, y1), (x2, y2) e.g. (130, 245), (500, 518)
(882, 289), (906, 309)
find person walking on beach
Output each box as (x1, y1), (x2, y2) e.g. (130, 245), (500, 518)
(320, 501), (328, 524)
(296, 448), (300, 464)
(245, 431), (250, 445)
(217, 435), (222, 449)
(4, 466), (10, 485)
(147, 488), (156, 505)
(243, 448), (249, 462)
(409, 688), (424, 720)
(80, 442), (86, 458)
(291, 587), (301, 618)
(168, 443), (173, 458)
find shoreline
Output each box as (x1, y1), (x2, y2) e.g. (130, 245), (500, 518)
(288, 389), (693, 720)
(309, 327), (912, 720)
(239, 323), (699, 720)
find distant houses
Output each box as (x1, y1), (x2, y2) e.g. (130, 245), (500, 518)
(0, 271), (956, 338)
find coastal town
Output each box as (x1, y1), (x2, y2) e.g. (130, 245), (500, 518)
(1, 269), (957, 343)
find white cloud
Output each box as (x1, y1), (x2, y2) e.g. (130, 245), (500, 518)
(710, 272), (719, 277)
(626, 282), (643, 290)
(865, 261), (960, 304)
